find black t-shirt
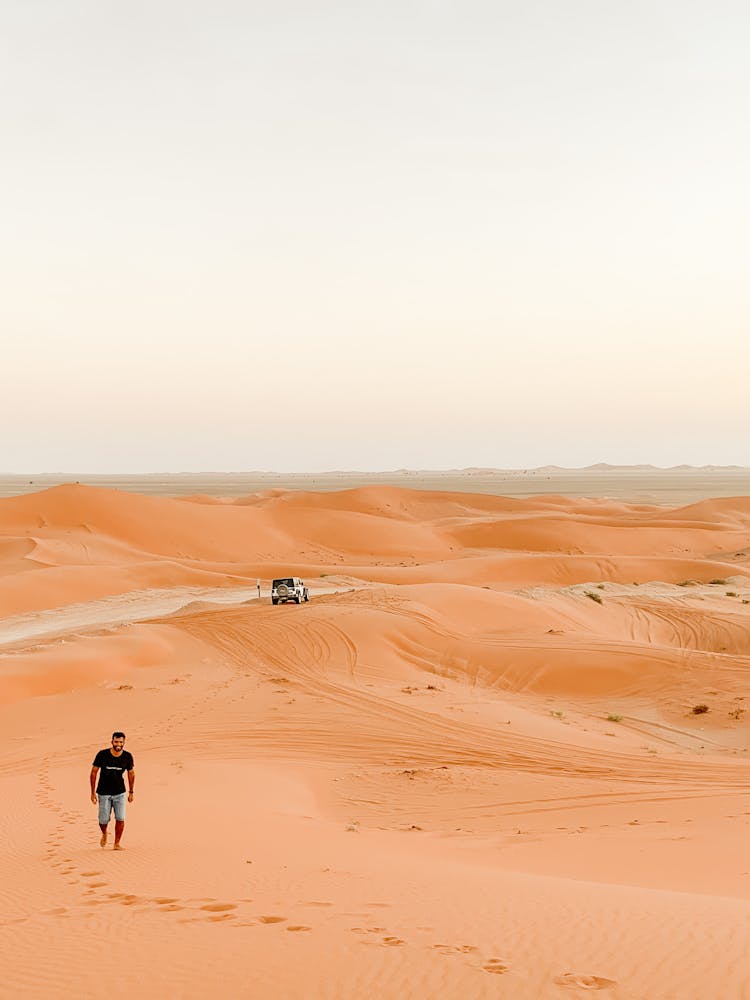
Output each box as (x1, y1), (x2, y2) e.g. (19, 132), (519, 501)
(92, 749), (134, 795)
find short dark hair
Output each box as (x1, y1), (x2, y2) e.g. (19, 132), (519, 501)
(112, 731), (126, 740)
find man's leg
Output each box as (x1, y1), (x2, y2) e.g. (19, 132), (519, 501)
(113, 794), (127, 850)
(98, 795), (111, 847)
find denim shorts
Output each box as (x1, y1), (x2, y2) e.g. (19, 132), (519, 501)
(98, 793), (126, 824)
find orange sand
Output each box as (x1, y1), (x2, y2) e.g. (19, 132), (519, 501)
(2, 484), (750, 999)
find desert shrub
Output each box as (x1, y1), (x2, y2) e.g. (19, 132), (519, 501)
(691, 704), (709, 715)
(550, 710), (564, 719)
(709, 578), (728, 585)
(585, 591), (603, 604)
(678, 580), (697, 587)
(726, 591), (738, 597)
(607, 713), (623, 722)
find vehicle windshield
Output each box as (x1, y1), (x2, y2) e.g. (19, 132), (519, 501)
(273, 578), (295, 587)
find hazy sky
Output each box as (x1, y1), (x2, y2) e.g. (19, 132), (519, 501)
(2, 1), (748, 472)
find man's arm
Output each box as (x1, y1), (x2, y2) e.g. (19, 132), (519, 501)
(90, 767), (99, 803)
(127, 768), (135, 800)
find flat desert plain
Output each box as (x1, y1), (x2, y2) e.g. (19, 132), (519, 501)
(2, 481), (750, 999)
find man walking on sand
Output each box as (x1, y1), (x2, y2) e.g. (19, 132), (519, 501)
(90, 732), (135, 850)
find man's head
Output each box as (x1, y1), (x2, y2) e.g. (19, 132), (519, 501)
(111, 732), (126, 753)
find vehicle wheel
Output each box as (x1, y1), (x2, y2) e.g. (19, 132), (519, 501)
(295, 596), (301, 604)
(304, 591), (309, 602)
(272, 598), (278, 605)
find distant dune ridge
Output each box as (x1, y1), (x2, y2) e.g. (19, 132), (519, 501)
(2, 481), (750, 998)
(2, 463), (750, 502)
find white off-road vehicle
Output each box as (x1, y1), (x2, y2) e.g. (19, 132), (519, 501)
(271, 577), (309, 605)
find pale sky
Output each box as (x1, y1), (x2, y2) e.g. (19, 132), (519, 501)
(2, 1), (748, 472)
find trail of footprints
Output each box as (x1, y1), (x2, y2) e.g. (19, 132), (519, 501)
(37, 756), (616, 989)
(40, 836), (617, 987)
(40, 835), (617, 986)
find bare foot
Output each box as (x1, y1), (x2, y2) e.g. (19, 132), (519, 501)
(100, 833), (107, 847)
(113, 843), (124, 851)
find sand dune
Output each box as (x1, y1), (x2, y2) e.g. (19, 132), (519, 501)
(2, 484), (748, 617)
(2, 484), (750, 999)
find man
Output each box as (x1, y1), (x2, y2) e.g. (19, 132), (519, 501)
(90, 731), (135, 850)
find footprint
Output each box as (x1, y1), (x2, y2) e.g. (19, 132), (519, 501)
(432, 944), (478, 955)
(554, 973), (616, 990)
(483, 959), (509, 975)
(201, 903), (237, 913)
(383, 936), (405, 947)
(81, 872), (102, 877)
(286, 925), (311, 932)
(258, 915), (286, 924)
